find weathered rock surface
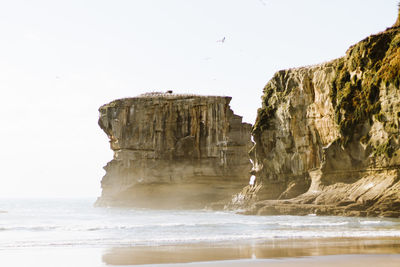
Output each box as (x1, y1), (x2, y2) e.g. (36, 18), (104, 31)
(96, 92), (252, 208)
(241, 20), (400, 217)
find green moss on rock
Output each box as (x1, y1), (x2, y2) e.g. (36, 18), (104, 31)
(374, 138), (395, 158)
(252, 82), (277, 135)
(330, 28), (400, 145)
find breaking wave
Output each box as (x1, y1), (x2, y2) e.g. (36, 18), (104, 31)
(1, 198), (400, 249)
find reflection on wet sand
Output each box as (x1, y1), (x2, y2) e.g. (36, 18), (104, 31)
(102, 237), (400, 265)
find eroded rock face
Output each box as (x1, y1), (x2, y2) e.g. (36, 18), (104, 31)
(246, 25), (400, 217)
(96, 92), (252, 208)
(250, 62), (340, 199)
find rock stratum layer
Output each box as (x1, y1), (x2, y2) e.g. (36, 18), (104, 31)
(240, 23), (400, 217)
(96, 93), (252, 208)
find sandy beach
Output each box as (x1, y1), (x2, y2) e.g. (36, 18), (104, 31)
(143, 255), (400, 267)
(102, 237), (400, 266)
(1, 237), (400, 267)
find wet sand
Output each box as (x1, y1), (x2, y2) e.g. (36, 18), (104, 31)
(102, 237), (400, 266)
(1, 237), (399, 267)
(136, 255), (400, 267)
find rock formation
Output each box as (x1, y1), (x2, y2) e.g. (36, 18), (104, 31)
(239, 16), (400, 217)
(96, 92), (252, 208)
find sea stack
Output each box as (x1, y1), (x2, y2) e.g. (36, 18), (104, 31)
(241, 14), (400, 217)
(96, 92), (252, 208)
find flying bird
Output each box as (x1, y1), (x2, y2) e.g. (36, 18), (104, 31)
(217, 37), (226, 43)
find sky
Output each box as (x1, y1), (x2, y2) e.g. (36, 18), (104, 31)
(0, 0), (398, 198)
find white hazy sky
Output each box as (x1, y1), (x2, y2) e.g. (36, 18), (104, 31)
(0, 0), (398, 198)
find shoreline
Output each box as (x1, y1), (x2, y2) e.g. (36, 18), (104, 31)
(1, 237), (400, 267)
(141, 255), (400, 267)
(2, 251), (400, 267)
(102, 237), (400, 266)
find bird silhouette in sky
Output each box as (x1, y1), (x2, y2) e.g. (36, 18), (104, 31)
(217, 37), (226, 43)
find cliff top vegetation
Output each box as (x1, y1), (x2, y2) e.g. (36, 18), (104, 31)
(331, 23), (400, 146)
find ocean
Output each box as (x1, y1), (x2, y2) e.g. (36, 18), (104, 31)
(1, 198), (400, 266)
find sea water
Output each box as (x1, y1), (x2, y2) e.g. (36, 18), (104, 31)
(1, 198), (400, 250)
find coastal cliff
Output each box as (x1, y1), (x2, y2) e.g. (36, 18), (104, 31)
(96, 92), (252, 208)
(239, 20), (400, 217)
